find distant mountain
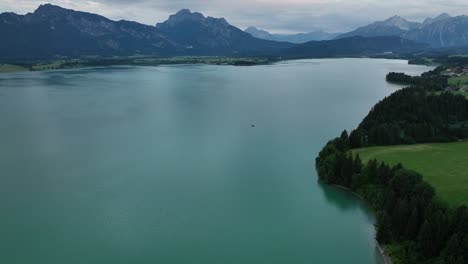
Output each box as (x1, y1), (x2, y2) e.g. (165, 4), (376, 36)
(337, 15), (421, 39)
(244, 27), (340, 43)
(422, 13), (451, 26)
(244, 27), (272, 40)
(281, 36), (428, 58)
(403, 15), (468, 48)
(0, 4), (180, 59)
(0, 5), (292, 59)
(337, 13), (468, 48)
(155, 9), (293, 55)
(0, 5), (455, 60)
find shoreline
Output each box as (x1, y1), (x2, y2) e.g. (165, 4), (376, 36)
(326, 183), (393, 264)
(0, 56), (278, 74)
(0, 56), (417, 74)
(377, 244), (393, 264)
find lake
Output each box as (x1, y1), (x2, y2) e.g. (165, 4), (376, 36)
(0, 59), (431, 264)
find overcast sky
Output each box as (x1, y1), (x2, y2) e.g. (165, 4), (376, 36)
(1, 0), (468, 33)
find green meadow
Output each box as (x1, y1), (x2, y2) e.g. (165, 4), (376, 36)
(353, 141), (468, 206)
(448, 75), (468, 86)
(0, 64), (28, 73)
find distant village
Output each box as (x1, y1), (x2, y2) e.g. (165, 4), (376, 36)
(444, 65), (468, 93)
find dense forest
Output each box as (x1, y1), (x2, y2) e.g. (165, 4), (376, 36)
(446, 56), (468, 66)
(385, 70), (448, 91)
(316, 133), (468, 264)
(316, 70), (468, 263)
(348, 88), (468, 147)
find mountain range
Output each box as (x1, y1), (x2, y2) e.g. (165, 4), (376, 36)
(154, 9), (294, 55)
(1, 4), (468, 60)
(244, 27), (340, 43)
(0, 4), (293, 59)
(337, 13), (468, 48)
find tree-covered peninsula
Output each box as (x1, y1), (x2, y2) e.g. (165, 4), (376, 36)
(316, 73), (468, 263)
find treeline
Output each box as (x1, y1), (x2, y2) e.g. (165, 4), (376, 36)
(386, 72), (421, 85)
(386, 71), (448, 91)
(348, 88), (468, 147)
(446, 56), (468, 66)
(408, 58), (431, 65)
(316, 133), (468, 264)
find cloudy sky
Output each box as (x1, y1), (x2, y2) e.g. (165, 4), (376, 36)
(1, 0), (468, 33)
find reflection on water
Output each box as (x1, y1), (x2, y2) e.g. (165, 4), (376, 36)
(318, 183), (386, 264)
(318, 183), (362, 212)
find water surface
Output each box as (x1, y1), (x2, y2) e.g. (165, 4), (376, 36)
(0, 59), (431, 264)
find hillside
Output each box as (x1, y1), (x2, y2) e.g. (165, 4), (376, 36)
(155, 9), (293, 55)
(0, 4), (178, 59)
(338, 13), (468, 48)
(403, 15), (468, 48)
(337, 15), (421, 39)
(281, 36), (428, 58)
(337, 16), (421, 38)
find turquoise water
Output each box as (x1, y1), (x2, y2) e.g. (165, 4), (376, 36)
(0, 59), (431, 264)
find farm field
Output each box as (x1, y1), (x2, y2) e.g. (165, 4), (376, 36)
(353, 141), (468, 206)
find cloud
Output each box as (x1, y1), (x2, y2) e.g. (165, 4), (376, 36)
(1, 0), (468, 33)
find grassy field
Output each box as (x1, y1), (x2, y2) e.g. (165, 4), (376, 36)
(30, 60), (73, 71)
(448, 75), (468, 86)
(455, 90), (468, 99)
(0, 64), (28, 73)
(352, 141), (468, 206)
(432, 90), (468, 99)
(449, 54), (468, 58)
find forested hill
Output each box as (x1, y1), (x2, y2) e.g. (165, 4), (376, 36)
(280, 36), (428, 58)
(349, 88), (468, 147)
